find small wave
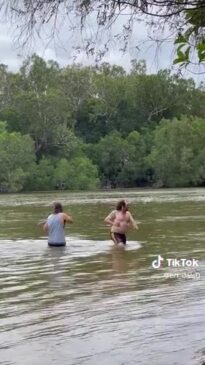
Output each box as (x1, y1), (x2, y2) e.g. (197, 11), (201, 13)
(0, 236), (142, 263)
(0, 188), (205, 207)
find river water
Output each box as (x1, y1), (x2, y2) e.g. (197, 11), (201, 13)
(0, 189), (205, 365)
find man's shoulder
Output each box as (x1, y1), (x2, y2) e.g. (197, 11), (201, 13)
(107, 210), (116, 218)
(47, 213), (54, 220)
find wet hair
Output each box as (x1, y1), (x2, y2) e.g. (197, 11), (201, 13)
(116, 200), (128, 211)
(53, 202), (63, 214)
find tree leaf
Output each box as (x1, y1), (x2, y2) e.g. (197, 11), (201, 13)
(174, 35), (187, 45)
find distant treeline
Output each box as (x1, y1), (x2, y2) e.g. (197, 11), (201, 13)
(0, 55), (205, 192)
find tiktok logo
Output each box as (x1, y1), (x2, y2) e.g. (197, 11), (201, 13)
(152, 255), (164, 269)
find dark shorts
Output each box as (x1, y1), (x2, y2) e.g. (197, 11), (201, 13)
(111, 232), (127, 245)
(48, 242), (66, 247)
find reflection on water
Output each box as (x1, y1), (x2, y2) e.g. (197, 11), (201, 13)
(0, 189), (205, 365)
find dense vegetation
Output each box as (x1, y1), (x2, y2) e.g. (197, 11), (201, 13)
(0, 55), (205, 192)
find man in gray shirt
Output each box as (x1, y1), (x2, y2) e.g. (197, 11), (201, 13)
(43, 202), (73, 247)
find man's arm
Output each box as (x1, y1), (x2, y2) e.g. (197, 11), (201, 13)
(104, 211), (115, 226)
(63, 213), (74, 224)
(43, 222), (48, 232)
(128, 212), (138, 230)
(37, 218), (47, 225)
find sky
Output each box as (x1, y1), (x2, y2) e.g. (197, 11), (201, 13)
(0, 6), (175, 71)
(0, 8), (204, 82)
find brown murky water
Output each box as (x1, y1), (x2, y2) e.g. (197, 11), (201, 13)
(0, 189), (205, 365)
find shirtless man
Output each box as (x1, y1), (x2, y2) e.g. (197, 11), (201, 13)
(104, 200), (138, 247)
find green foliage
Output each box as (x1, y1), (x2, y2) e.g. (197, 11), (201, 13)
(149, 117), (205, 187)
(174, 7), (205, 65)
(0, 55), (205, 192)
(25, 158), (55, 191)
(0, 121), (7, 133)
(89, 131), (147, 188)
(54, 157), (99, 190)
(0, 125), (35, 192)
